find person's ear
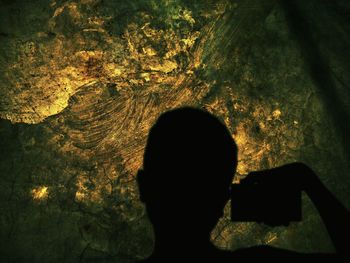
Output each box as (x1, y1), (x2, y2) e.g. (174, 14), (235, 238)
(137, 169), (146, 203)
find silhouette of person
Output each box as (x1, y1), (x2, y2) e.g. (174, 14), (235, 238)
(136, 107), (349, 261)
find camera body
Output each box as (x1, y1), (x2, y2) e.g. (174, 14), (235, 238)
(230, 183), (302, 222)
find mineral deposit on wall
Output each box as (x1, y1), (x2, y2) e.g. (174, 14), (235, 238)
(1, 0), (349, 262)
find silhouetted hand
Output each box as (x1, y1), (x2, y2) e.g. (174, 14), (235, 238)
(241, 162), (350, 254)
(240, 162), (316, 226)
(242, 162), (317, 192)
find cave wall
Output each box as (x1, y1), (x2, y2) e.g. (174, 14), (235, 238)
(0, 0), (349, 262)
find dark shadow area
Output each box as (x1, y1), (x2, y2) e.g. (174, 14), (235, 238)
(137, 107), (349, 261)
(281, 0), (350, 164)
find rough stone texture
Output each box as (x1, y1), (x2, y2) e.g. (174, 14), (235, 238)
(0, 0), (349, 262)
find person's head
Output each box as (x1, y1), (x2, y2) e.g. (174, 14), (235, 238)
(137, 107), (238, 240)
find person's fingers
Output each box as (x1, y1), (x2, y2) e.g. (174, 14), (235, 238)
(240, 171), (261, 184)
(241, 170), (271, 184)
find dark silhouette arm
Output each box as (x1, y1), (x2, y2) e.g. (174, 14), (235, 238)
(243, 162), (350, 254)
(302, 165), (350, 254)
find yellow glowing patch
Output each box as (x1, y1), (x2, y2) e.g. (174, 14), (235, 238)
(141, 72), (151, 82)
(75, 191), (86, 202)
(149, 60), (178, 73)
(181, 33), (200, 48)
(182, 9), (196, 25)
(142, 47), (157, 56)
(32, 186), (49, 200)
(272, 109), (282, 119)
(266, 233), (278, 244)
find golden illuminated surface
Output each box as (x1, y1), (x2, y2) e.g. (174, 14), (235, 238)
(31, 186), (49, 200)
(1, 0), (349, 261)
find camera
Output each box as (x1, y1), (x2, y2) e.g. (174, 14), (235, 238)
(230, 183), (302, 222)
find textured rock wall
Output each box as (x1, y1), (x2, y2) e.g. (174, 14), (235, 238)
(0, 0), (349, 262)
